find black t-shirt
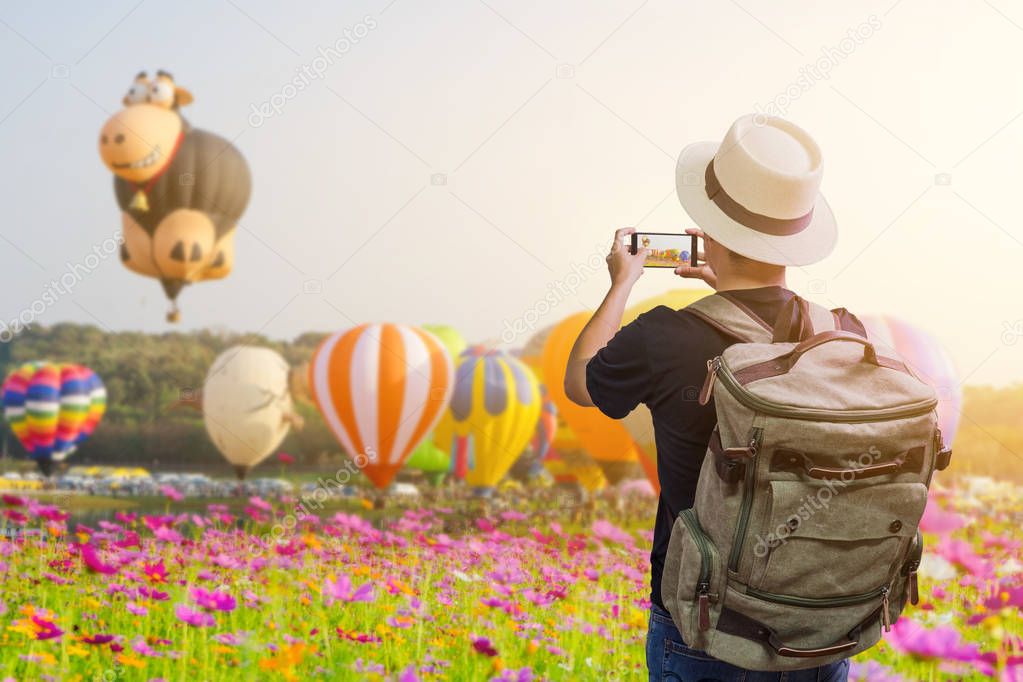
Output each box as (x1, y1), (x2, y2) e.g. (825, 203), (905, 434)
(585, 286), (864, 608)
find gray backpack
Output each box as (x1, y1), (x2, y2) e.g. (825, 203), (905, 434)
(661, 292), (951, 671)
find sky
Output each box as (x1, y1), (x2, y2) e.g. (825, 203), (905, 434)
(0, 0), (1021, 386)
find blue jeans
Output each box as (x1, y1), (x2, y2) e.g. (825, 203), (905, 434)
(646, 604), (850, 682)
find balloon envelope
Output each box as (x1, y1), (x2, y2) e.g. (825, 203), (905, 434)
(406, 438), (449, 474)
(203, 346), (295, 476)
(543, 447), (607, 492)
(310, 324), (453, 489)
(2, 361), (105, 471)
(860, 315), (961, 447)
(422, 324), (467, 362)
(434, 347), (540, 489)
(541, 312), (641, 483)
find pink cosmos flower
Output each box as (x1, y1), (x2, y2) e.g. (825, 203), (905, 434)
(323, 575), (374, 605)
(884, 618), (995, 675)
(81, 634), (115, 645)
(32, 615), (63, 640)
(159, 485), (183, 502)
(277, 452), (295, 465)
(472, 636), (498, 657)
(80, 544), (118, 575)
(248, 496), (272, 512)
(126, 601), (148, 616)
(1, 494), (26, 507)
(153, 526), (183, 544)
(174, 604), (215, 627)
(189, 586), (237, 612)
(919, 500), (967, 534)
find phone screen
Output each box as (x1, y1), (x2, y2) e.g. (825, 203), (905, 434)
(630, 232), (699, 268)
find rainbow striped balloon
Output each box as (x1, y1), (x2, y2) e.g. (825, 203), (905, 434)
(2, 361), (106, 470)
(309, 323), (454, 489)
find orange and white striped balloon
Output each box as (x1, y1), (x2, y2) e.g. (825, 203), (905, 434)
(309, 323), (454, 489)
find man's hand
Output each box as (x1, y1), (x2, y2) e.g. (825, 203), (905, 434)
(564, 228), (644, 407)
(607, 227), (647, 288)
(674, 228), (717, 290)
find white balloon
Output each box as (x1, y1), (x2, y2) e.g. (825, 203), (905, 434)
(203, 346), (295, 476)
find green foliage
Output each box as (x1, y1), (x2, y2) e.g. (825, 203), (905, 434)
(0, 324), (336, 473)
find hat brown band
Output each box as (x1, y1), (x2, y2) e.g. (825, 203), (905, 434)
(705, 160), (814, 236)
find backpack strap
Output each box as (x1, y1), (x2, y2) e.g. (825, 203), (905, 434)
(771, 295), (839, 342)
(685, 293), (774, 343)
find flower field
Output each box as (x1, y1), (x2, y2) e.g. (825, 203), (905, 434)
(0, 476), (1021, 681)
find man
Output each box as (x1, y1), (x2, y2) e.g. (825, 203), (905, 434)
(564, 114), (856, 681)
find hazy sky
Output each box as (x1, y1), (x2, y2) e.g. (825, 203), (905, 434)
(0, 0), (1020, 386)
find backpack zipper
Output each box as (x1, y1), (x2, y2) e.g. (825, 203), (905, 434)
(904, 530), (923, 606)
(745, 582), (888, 609)
(728, 427), (762, 573)
(707, 356), (939, 423)
(679, 508), (713, 630)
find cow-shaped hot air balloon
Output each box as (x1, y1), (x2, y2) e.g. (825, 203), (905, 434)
(98, 70), (251, 322)
(2, 362), (106, 476)
(309, 324), (454, 489)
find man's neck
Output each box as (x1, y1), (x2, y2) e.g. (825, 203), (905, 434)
(714, 271), (787, 292)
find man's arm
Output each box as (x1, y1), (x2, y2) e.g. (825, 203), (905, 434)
(564, 228), (647, 406)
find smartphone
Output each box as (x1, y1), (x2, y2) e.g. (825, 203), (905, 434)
(629, 232), (700, 268)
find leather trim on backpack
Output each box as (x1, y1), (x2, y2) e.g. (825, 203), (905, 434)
(733, 332), (913, 384)
(771, 446), (925, 480)
(716, 606), (866, 658)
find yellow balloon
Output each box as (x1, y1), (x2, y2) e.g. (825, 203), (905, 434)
(434, 348), (541, 489)
(620, 288), (711, 490)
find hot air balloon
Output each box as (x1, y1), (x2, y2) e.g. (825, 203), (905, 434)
(860, 315), (962, 447)
(193, 346), (302, 479)
(422, 324), (467, 361)
(309, 324), (453, 489)
(543, 447), (607, 493)
(541, 312), (642, 484)
(619, 288), (711, 490)
(2, 362), (106, 475)
(99, 70), (251, 322)
(509, 387), (556, 480)
(405, 439), (449, 485)
(433, 347), (540, 491)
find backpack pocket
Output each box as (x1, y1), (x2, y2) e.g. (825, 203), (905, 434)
(748, 480), (927, 599)
(662, 508), (724, 647)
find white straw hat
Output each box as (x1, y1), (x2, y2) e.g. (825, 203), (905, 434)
(675, 114), (837, 266)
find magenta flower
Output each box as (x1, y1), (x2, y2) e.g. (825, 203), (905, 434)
(323, 575), (375, 605)
(472, 636), (498, 657)
(884, 618), (995, 674)
(189, 586), (237, 612)
(248, 496), (273, 512)
(174, 604), (215, 628)
(32, 615), (64, 640)
(1, 494), (26, 507)
(81, 634), (115, 645)
(126, 601), (148, 616)
(159, 485), (183, 502)
(80, 544), (118, 575)
(153, 526), (183, 544)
